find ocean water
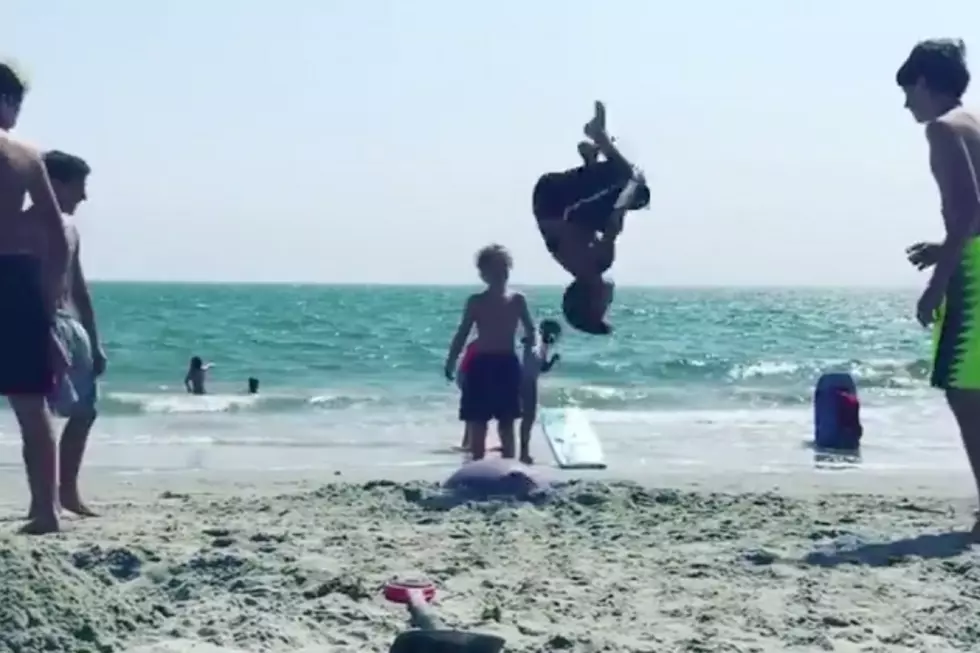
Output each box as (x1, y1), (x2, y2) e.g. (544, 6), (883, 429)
(0, 284), (963, 479)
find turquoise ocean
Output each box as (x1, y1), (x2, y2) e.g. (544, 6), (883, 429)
(0, 284), (962, 478)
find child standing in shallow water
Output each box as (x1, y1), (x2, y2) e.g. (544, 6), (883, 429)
(444, 244), (535, 460)
(519, 319), (562, 464)
(184, 356), (212, 395)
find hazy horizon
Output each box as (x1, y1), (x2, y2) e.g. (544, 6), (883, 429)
(7, 2), (977, 287)
(87, 279), (920, 290)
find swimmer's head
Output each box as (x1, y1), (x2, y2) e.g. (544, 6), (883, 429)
(896, 38), (970, 123)
(43, 151), (90, 215)
(0, 61), (28, 130)
(247, 377), (259, 394)
(539, 318), (563, 344)
(476, 243), (512, 287)
(562, 278), (614, 335)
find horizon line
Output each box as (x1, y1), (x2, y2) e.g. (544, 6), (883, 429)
(88, 279), (920, 291)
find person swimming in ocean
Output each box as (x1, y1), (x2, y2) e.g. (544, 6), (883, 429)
(184, 356), (212, 395)
(247, 377), (259, 394)
(533, 101), (650, 335)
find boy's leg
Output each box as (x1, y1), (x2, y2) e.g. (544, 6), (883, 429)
(946, 390), (980, 536)
(53, 313), (99, 516)
(584, 101), (634, 175)
(491, 354), (522, 460)
(59, 407), (98, 516)
(519, 383), (537, 464)
(460, 356), (492, 460)
(10, 395), (59, 534)
(496, 420), (516, 460)
(469, 422), (489, 460)
(0, 255), (60, 534)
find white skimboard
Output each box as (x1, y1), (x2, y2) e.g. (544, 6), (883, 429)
(540, 407), (607, 470)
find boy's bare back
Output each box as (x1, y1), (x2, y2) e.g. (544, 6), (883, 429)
(0, 135), (43, 250)
(469, 290), (528, 353)
(929, 110), (980, 235)
(0, 134), (70, 302)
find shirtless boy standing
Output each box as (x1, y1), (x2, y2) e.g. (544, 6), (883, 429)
(899, 39), (980, 537)
(444, 245), (535, 460)
(0, 62), (70, 535)
(34, 150), (105, 519)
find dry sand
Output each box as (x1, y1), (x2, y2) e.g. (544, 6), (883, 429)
(0, 471), (978, 653)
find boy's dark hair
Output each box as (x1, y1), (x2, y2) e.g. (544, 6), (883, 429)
(540, 318), (562, 334)
(562, 280), (612, 335)
(0, 61), (28, 104)
(476, 243), (512, 271)
(896, 38), (970, 99)
(43, 150), (91, 183)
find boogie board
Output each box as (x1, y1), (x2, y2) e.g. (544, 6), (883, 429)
(540, 407), (607, 470)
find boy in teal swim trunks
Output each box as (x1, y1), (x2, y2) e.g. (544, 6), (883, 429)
(899, 38), (980, 537)
(37, 150), (106, 519)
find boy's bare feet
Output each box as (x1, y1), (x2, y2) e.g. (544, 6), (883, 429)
(60, 492), (98, 517)
(519, 453), (534, 465)
(583, 100), (607, 141)
(19, 511), (60, 535)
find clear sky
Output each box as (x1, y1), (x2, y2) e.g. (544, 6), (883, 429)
(4, 1), (980, 286)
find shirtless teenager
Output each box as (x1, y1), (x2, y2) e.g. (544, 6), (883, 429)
(444, 244), (535, 460)
(0, 62), (70, 535)
(532, 101), (650, 335)
(31, 150), (105, 519)
(898, 39), (980, 537)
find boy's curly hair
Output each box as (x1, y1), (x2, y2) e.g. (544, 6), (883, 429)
(476, 243), (512, 270)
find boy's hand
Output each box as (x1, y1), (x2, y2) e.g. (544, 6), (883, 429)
(906, 242), (942, 270)
(93, 346), (108, 377)
(50, 332), (68, 376)
(583, 101), (607, 141)
(444, 363), (455, 382)
(917, 282), (944, 327)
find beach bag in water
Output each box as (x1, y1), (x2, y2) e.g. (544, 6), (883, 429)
(813, 372), (863, 450)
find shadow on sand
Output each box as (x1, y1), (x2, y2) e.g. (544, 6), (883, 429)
(801, 530), (975, 568)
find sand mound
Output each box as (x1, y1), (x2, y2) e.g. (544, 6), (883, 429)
(0, 538), (162, 653)
(0, 480), (979, 652)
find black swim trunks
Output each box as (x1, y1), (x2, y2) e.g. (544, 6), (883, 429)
(458, 351), (522, 423)
(0, 254), (55, 396)
(532, 160), (649, 252)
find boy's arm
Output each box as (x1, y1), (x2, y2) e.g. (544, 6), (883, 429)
(541, 355), (559, 373)
(516, 293), (535, 346)
(27, 151), (68, 311)
(70, 240), (101, 353)
(444, 296), (476, 377)
(926, 121), (980, 293)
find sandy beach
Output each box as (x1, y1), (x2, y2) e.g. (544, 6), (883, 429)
(0, 469), (978, 653)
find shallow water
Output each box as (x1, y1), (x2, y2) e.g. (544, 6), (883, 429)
(0, 284), (962, 479)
